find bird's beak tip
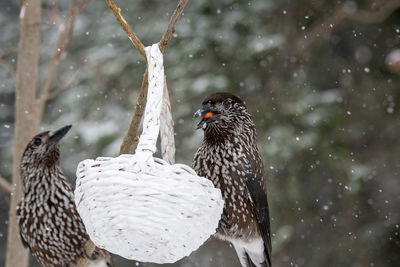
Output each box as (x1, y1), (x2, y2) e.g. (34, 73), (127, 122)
(48, 125), (72, 143)
(196, 120), (207, 130)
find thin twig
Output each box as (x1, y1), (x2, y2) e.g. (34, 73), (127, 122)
(0, 60), (16, 79)
(159, 0), (189, 53)
(293, 0), (400, 55)
(0, 47), (18, 79)
(63, 8), (77, 53)
(294, 7), (346, 55)
(77, 0), (93, 13)
(350, 0), (400, 23)
(0, 47), (18, 58)
(0, 174), (12, 206)
(38, 0), (78, 104)
(104, 0), (146, 58)
(42, 0), (60, 26)
(47, 62), (85, 100)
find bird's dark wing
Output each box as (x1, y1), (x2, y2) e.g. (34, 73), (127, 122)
(245, 178), (272, 267)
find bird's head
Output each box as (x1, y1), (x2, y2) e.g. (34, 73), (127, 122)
(21, 125), (72, 167)
(194, 92), (253, 142)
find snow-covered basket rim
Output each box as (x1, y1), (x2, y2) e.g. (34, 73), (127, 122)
(74, 44), (224, 263)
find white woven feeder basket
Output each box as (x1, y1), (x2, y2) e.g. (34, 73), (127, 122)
(74, 44), (224, 264)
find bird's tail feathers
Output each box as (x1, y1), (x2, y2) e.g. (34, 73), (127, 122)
(246, 249), (270, 267)
(234, 241), (270, 267)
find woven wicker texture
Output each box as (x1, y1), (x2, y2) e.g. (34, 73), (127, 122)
(74, 44), (224, 263)
(160, 80), (175, 164)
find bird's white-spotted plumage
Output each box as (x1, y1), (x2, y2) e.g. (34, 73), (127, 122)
(193, 93), (271, 267)
(17, 163), (88, 266)
(17, 128), (111, 267)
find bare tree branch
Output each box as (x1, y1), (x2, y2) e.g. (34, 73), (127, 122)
(0, 47), (18, 58)
(77, 0), (92, 13)
(38, 0), (78, 107)
(159, 0), (189, 53)
(42, 0), (92, 104)
(104, 0), (146, 58)
(0, 60), (16, 79)
(0, 174), (12, 206)
(119, 69), (148, 154)
(62, 6), (77, 53)
(293, 0), (400, 55)
(77, 0), (93, 13)
(102, 0), (148, 154)
(351, 0), (400, 24)
(42, 0), (60, 26)
(294, 7), (346, 55)
(36, 0), (92, 122)
(0, 47), (18, 80)
(47, 62), (85, 100)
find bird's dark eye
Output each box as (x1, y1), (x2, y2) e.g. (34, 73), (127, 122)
(223, 99), (231, 107)
(33, 138), (42, 146)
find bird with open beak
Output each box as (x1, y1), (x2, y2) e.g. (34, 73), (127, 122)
(193, 92), (272, 267)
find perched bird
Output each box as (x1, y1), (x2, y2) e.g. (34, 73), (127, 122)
(193, 92), (272, 267)
(17, 125), (112, 267)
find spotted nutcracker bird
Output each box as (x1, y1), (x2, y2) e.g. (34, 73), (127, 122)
(17, 125), (112, 267)
(193, 93), (272, 267)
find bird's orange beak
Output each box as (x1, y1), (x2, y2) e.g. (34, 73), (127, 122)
(195, 108), (220, 130)
(202, 112), (215, 119)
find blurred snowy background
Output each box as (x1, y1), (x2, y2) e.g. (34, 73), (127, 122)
(1, 0), (400, 266)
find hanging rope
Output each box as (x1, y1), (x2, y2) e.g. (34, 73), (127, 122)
(135, 44), (165, 158)
(160, 80), (175, 164)
(77, 1), (189, 266)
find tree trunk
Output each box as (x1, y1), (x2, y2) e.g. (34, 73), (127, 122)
(6, 0), (42, 266)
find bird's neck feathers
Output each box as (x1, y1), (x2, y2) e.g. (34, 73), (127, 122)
(203, 109), (257, 146)
(20, 160), (64, 194)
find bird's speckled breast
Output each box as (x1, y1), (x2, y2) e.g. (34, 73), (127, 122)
(193, 138), (264, 241)
(17, 169), (88, 267)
